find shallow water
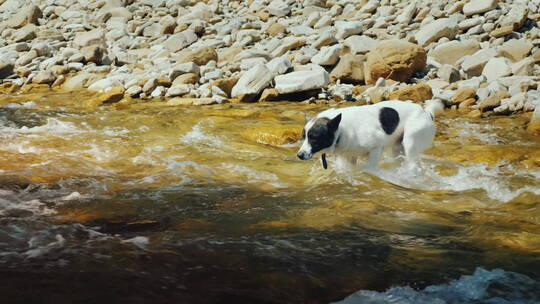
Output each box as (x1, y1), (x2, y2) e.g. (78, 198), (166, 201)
(1, 90), (539, 304)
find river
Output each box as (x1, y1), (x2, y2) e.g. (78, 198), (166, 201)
(1, 89), (539, 303)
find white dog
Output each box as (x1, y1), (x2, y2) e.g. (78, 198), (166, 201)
(297, 99), (443, 169)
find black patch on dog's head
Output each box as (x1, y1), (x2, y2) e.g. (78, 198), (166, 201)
(307, 114), (341, 154)
(379, 107), (400, 135)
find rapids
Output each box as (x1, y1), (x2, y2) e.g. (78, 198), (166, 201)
(1, 89), (539, 303)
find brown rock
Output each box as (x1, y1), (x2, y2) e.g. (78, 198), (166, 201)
(87, 87), (125, 106)
(32, 70), (55, 84)
(172, 73), (199, 85)
(330, 54), (366, 84)
(260, 88), (280, 101)
(254, 10), (270, 22)
(6, 5), (42, 29)
(50, 65), (70, 75)
(266, 22), (286, 36)
(490, 25), (514, 38)
(458, 98), (476, 112)
(388, 83), (433, 103)
(242, 125), (301, 146)
(210, 76), (240, 98)
(451, 87), (476, 105)
(218, 45), (244, 64)
(533, 49), (540, 63)
(364, 40), (426, 85)
(81, 45), (106, 64)
(478, 91), (509, 111)
(179, 46), (218, 66)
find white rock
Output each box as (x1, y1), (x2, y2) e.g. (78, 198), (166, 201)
(88, 77), (123, 92)
(166, 85), (190, 97)
(335, 21), (363, 40)
(414, 18), (458, 46)
(511, 58), (535, 76)
(482, 57), (512, 83)
(162, 30), (198, 52)
(314, 15), (332, 29)
(311, 45), (341, 66)
(461, 48), (497, 77)
(266, 57), (291, 75)
(462, 0), (497, 16)
(275, 68), (329, 94)
(313, 31), (338, 49)
(267, 0), (291, 17)
(126, 85), (142, 97)
(73, 29), (105, 48)
(231, 64), (273, 97)
(396, 1), (417, 25)
(343, 35), (377, 54)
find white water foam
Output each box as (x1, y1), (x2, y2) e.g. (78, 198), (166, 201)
(366, 159), (540, 203)
(333, 267), (540, 304)
(0, 198), (56, 216)
(181, 119), (229, 151)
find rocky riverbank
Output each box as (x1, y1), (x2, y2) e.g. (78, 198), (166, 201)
(0, 0), (540, 132)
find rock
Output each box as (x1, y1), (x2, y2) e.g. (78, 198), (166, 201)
(87, 87), (125, 106)
(533, 50), (540, 63)
(81, 45), (106, 64)
(0, 61), (15, 79)
(388, 83), (433, 103)
(364, 40), (426, 85)
(499, 4), (528, 30)
(32, 70), (56, 85)
(86, 77), (122, 92)
(271, 37), (306, 57)
(142, 78), (157, 94)
(482, 57), (512, 82)
(414, 18), (458, 46)
(163, 30), (198, 52)
(396, 1), (417, 24)
(490, 25), (514, 38)
(210, 76), (239, 98)
(527, 108), (540, 135)
(311, 45), (341, 66)
(451, 87), (476, 105)
(73, 29), (105, 48)
(335, 21), (363, 40)
(179, 46), (218, 66)
(62, 73), (102, 90)
(343, 35), (377, 54)
(260, 88), (280, 102)
(266, 22), (286, 36)
(172, 73), (200, 86)
(429, 40), (479, 65)
(169, 62), (200, 79)
(437, 64), (460, 83)
(498, 39), (533, 62)
(166, 85), (190, 97)
(313, 31), (338, 49)
(231, 64), (273, 98)
(5, 5), (42, 28)
(495, 92), (527, 113)
(12, 25), (37, 42)
(330, 54), (365, 84)
(125, 85), (142, 97)
(242, 125), (300, 146)
(478, 91), (508, 111)
(461, 48), (497, 77)
(266, 57), (291, 75)
(267, 0), (291, 17)
(275, 68), (329, 94)
(462, 0), (497, 16)
(512, 58), (535, 76)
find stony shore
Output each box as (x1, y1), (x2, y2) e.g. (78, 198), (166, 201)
(0, 0), (540, 133)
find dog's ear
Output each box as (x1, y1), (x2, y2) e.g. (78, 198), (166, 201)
(327, 113), (341, 132)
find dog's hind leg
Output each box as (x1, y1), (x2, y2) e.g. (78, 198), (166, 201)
(402, 123), (435, 161)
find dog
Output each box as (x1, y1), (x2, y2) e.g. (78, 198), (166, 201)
(297, 99), (444, 170)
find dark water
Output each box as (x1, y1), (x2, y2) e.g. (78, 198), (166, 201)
(1, 91), (540, 303)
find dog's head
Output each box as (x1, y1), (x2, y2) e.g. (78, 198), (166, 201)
(297, 113), (341, 160)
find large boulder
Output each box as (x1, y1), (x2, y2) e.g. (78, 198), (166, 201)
(414, 18), (458, 46)
(231, 64), (273, 98)
(330, 54), (365, 84)
(364, 40), (426, 85)
(482, 57), (512, 82)
(274, 67), (329, 94)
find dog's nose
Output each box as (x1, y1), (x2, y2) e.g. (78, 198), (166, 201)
(297, 152), (305, 160)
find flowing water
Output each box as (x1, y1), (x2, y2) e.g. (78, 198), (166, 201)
(1, 89), (540, 304)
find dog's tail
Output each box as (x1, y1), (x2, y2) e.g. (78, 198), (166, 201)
(424, 99), (444, 120)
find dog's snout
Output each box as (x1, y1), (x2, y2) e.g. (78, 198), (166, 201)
(297, 152), (306, 160)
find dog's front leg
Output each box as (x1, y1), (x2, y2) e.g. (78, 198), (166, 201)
(364, 146), (383, 170)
